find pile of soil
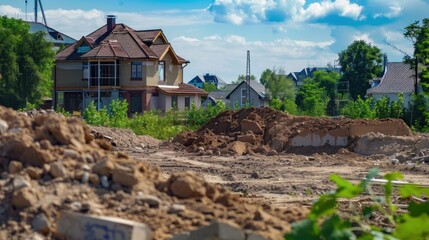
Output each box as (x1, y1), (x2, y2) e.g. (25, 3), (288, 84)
(0, 106), (307, 240)
(173, 107), (412, 155)
(90, 126), (161, 150)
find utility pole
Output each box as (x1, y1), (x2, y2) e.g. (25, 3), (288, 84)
(246, 50), (251, 107)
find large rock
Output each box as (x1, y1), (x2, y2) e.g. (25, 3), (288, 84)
(237, 133), (257, 145)
(189, 221), (245, 240)
(241, 119), (264, 135)
(8, 161), (23, 174)
(0, 118), (9, 134)
(167, 172), (206, 199)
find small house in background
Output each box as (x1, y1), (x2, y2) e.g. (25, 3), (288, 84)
(288, 67), (341, 86)
(367, 58), (420, 106)
(226, 81), (269, 109)
(188, 73), (227, 89)
(202, 90), (231, 107)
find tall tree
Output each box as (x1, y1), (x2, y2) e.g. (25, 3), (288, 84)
(203, 82), (217, 92)
(404, 18), (429, 94)
(260, 68), (296, 101)
(0, 16), (55, 109)
(232, 74), (256, 84)
(295, 78), (328, 116)
(338, 40), (383, 100)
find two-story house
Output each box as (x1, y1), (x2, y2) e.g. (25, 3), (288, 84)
(54, 16), (207, 114)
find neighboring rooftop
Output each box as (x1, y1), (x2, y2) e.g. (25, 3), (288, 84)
(367, 62), (418, 95)
(226, 80), (267, 99)
(157, 83), (208, 96)
(28, 22), (76, 46)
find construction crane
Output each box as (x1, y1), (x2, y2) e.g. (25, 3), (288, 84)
(246, 50), (251, 107)
(25, 0), (47, 26)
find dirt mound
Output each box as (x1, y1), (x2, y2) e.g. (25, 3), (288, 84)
(173, 107), (412, 155)
(90, 126), (161, 150)
(0, 106), (307, 240)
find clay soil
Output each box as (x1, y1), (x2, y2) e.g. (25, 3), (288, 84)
(130, 147), (429, 210)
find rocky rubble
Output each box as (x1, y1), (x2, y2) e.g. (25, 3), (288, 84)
(0, 106), (308, 240)
(173, 107), (412, 155)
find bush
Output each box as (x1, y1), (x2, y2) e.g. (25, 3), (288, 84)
(109, 99), (129, 128)
(130, 111), (186, 140)
(286, 169), (429, 239)
(340, 96), (374, 119)
(187, 101), (226, 128)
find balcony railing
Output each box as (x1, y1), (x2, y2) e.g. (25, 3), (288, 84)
(88, 62), (119, 87)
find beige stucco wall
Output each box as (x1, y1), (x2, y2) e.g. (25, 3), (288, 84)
(159, 94), (201, 112)
(56, 62), (87, 88)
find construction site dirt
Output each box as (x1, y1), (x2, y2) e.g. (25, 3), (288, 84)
(1, 106), (429, 240)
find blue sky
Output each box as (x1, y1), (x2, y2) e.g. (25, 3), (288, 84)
(1, 0), (429, 83)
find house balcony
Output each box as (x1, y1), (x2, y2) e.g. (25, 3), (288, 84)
(87, 61), (120, 87)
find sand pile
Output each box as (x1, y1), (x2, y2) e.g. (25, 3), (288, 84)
(0, 106), (307, 240)
(173, 107), (412, 155)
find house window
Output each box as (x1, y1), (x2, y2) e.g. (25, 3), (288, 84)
(77, 43), (90, 53)
(131, 62), (142, 80)
(158, 61), (165, 81)
(241, 88), (247, 106)
(171, 95), (178, 109)
(82, 62), (89, 80)
(185, 96), (190, 108)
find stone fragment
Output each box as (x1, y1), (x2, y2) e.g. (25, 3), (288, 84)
(92, 159), (115, 176)
(168, 204), (186, 214)
(63, 149), (79, 159)
(31, 213), (50, 234)
(13, 176), (31, 190)
(0, 118), (9, 134)
(12, 188), (38, 209)
(246, 232), (269, 240)
(228, 141), (247, 155)
(167, 173), (206, 199)
(100, 176), (110, 188)
(49, 162), (67, 178)
(237, 134), (257, 145)
(8, 161), (23, 174)
(89, 173), (100, 186)
(27, 167), (43, 180)
(112, 165), (139, 188)
(137, 193), (162, 208)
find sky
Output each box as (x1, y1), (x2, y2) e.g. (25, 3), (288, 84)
(1, 0), (429, 83)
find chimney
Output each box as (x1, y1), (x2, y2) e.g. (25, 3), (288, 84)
(383, 54), (388, 74)
(107, 15), (116, 31)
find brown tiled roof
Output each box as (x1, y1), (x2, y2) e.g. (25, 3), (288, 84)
(150, 44), (170, 58)
(157, 84), (208, 96)
(56, 24), (174, 61)
(367, 62), (419, 94)
(135, 30), (161, 42)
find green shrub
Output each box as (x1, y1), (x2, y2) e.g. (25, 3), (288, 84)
(286, 169), (429, 240)
(340, 96), (374, 119)
(109, 99), (129, 128)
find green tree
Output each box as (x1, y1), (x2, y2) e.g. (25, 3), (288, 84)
(261, 68), (296, 101)
(340, 96), (375, 119)
(404, 18), (429, 94)
(203, 82), (217, 92)
(339, 40), (383, 100)
(0, 17), (55, 109)
(296, 79), (328, 116)
(232, 74), (256, 84)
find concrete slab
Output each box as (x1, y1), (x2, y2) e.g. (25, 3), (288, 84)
(56, 211), (151, 240)
(189, 221), (245, 240)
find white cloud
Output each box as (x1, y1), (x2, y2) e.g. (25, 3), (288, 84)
(299, 0), (363, 21)
(172, 34), (337, 82)
(209, 0), (365, 25)
(352, 33), (374, 44)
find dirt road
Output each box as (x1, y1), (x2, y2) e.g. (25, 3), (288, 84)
(129, 147), (429, 209)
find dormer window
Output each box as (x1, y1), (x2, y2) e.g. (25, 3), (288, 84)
(77, 43), (90, 53)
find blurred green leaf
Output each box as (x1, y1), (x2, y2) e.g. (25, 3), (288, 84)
(400, 184), (429, 198)
(309, 194), (337, 220)
(408, 201), (429, 217)
(320, 215), (355, 240)
(331, 174), (363, 198)
(394, 214), (429, 240)
(284, 219), (320, 240)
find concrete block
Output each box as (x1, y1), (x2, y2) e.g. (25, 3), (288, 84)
(189, 221), (245, 240)
(171, 232), (190, 240)
(246, 232), (269, 240)
(56, 211), (151, 240)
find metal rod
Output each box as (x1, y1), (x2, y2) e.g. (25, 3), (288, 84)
(34, 0), (38, 23)
(38, 0), (48, 26)
(98, 60), (101, 111)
